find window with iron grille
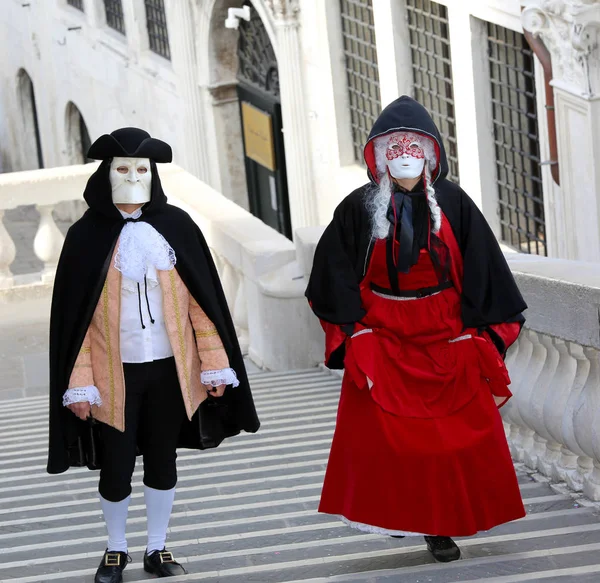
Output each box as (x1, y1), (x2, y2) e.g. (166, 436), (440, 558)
(406, 0), (459, 183)
(144, 0), (171, 60)
(104, 0), (125, 35)
(488, 23), (545, 255)
(339, 0), (382, 164)
(67, 0), (84, 11)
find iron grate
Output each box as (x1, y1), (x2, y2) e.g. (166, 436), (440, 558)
(406, 0), (460, 183)
(488, 22), (546, 256)
(104, 0), (126, 35)
(340, 0), (382, 164)
(67, 0), (84, 11)
(144, 0), (171, 60)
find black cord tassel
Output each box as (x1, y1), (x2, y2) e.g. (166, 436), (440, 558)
(137, 283), (146, 329)
(144, 276), (155, 324)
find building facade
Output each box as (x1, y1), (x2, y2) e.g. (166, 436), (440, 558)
(2, 0), (600, 260)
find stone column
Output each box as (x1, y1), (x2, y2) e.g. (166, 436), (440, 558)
(521, 1), (600, 262)
(164, 0), (210, 182)
(267, 0), (319, 232)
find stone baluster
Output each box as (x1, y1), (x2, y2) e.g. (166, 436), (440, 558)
(587, 347), (600, 500)
(0, 210), (17, 288)
(524, 334), (560, 471)
(540, 339), (577, 481)
(33, 204), (65, 283)
(567, 346), (600, 500)
(503, 333), (534, 461)
(512, 330), (546, 468)
(561, 343), (594, 491)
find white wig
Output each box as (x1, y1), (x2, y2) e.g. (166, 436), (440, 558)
(368, 131), (442, 237)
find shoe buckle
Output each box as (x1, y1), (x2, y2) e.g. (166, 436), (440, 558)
(159, 551), (175, 564)
(105, 552), (121, 567)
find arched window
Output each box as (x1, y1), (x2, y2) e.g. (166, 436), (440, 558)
(16, 69), (44, 169)
(66, 102), (92, 164)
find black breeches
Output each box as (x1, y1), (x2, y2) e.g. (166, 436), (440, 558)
(98, 357), (187, 502)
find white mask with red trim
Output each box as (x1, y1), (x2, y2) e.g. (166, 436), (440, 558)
(384, 133), (426, 180)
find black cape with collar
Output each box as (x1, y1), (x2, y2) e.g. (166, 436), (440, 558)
(305, 96), (527, 368)
(47, 160), (260, 474)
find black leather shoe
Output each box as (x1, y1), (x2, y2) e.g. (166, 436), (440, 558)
(424, 536), (461, 562)
(94, 550), (130, 583)
(143, 548), (187, 577)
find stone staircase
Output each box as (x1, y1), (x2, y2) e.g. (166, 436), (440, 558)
(0, 369), (600, 582)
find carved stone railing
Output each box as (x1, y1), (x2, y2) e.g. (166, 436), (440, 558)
(504, 254), (600, 501)
(0, 165), (96, 288)
(0, 164), (323, 371)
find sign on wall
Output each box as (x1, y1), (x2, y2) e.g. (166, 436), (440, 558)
(241, 101), (277, 172)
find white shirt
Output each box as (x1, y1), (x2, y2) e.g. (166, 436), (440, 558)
(118, 208), (174, 363)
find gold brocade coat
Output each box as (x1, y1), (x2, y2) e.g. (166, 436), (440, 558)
(68, 245), (230, 432)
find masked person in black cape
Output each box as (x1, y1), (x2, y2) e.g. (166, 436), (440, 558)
(47, 128), (259, 582)
(306, 97), (527, 563)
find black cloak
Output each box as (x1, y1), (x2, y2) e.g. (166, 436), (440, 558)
(47, 128), (260, 475)
(305, 96), (527, 368)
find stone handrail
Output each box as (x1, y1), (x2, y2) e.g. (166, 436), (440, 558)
(0, 164), (323, 371)
(503, 254), (600, 501)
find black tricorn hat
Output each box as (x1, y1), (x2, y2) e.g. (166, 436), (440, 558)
(87, 127), (173, 163)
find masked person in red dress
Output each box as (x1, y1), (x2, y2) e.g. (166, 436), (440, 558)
(306, 96), (527, 563)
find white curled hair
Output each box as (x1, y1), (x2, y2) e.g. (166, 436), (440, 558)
(367, 131), (442, 239)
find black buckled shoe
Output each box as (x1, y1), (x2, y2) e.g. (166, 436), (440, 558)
(94, 550), (130, 583)
(424, 536), (461, 562)
(143, 548), (187, 577)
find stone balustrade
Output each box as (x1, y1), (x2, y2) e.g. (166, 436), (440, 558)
(0, 164), (323, 371)
(503, 254), (600, 501)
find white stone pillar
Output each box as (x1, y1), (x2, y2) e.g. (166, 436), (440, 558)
(521, 1), (600, 262)
(268, 0), (319, 232)
(164, 0), (210, 182)
(33, 204), (65, 283)
(372, 0), (413, 107)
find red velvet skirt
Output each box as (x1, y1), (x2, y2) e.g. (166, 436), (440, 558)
(319, 257), (525, 536)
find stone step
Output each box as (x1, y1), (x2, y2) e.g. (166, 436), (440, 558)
(0, 368), (598, 582)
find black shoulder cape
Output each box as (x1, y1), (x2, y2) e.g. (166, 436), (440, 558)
(306, 96), (526, 368)
(47, 160), (260, 474)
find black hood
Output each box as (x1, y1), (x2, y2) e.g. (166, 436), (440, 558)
(83, 159), (168, 221)
(364, 95), (449, 185)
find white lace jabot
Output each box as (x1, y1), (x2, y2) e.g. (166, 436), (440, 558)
(115, 208), (176, 282)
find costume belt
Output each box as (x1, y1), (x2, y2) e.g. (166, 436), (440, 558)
(370, 280), (453, 299)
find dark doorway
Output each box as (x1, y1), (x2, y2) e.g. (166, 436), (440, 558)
(237, 3), (291, 238)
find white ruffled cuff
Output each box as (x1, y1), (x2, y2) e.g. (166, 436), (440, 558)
(201, 368), (240, 388)
(62, 386), (103, 407)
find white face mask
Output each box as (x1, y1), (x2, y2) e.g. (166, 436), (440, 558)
(385, 133), (426, 180)
(110, 157), (152, 204)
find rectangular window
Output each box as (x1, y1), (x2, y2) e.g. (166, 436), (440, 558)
(104, 0), (126, 35)
(144, 0), (171, 60)
(406, 0), (460, 183)
(488, 22), (545, 255)
(67, 0), (84, 11)
(340, 0), (382, 164)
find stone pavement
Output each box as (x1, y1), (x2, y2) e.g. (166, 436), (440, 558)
(1, 368), (600, 582)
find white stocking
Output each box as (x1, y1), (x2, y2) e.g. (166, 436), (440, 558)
(144, 485), (176, 553)
(99, 494), (130, 553)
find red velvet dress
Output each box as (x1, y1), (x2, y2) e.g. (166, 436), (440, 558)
(318, 236), (526, 537)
